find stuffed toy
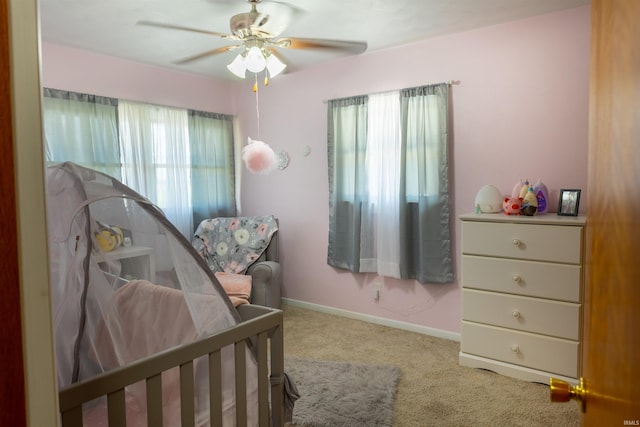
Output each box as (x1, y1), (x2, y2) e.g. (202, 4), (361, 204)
(503, 197), (523, 215)
(511, 178), (531, 199)
(520, 186), (538, 216)
(94, 221), (124, 252)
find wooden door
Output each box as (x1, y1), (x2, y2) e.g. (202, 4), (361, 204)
(581, 0), (640, 423)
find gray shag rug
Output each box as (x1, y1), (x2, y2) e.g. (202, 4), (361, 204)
(284, 358), (401, 427)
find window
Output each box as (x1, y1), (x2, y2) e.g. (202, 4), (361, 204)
(42, 89), (236, 237)
(327, 83), (453, 284)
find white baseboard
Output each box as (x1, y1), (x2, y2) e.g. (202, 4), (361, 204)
(282, 298), (460, 342)
(458, 352), (577, 385)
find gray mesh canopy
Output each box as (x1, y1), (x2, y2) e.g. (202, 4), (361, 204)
(46, 162), (258, 425)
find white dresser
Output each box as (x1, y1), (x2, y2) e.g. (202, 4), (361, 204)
(459, 212), (586, 384)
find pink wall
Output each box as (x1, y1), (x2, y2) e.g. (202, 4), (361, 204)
(41, 5), (590, 336)
(235, 6), (590, 335)
(41, 42), (234, 114)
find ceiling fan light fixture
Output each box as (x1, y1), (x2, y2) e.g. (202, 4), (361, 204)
(138, 0), (369, 84)
(227, 54), (247, 78)
(245, 46), (267, 73)
(266, 53), (286, 77)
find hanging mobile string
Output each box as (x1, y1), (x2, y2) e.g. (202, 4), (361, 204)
(242, 69), (279, 175)
(254, 73), (260, 140)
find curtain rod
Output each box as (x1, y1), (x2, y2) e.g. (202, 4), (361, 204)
(322, 80), (459, 104)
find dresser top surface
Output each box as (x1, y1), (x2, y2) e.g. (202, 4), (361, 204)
(460, 212), (586, 226)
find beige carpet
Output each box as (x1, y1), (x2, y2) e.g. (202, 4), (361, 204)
(282, 304), (580, 427)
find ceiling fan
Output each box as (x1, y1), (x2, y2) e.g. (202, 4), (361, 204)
(137, 0), (368, 80)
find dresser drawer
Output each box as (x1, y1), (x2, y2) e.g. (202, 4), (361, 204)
(462, 289), (580, 340)
(461, 255), (581, 302)
(461, 321), (579, 378)
(461, 221), (582, 264)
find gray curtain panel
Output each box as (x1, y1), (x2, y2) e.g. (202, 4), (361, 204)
(327, 95), (368, 272)
(188, 110), (237, 226)
(399, 84), (453, 283)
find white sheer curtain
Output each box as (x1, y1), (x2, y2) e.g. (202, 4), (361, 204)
(118, 101), (193, 237)
(359, 92), (402, 277)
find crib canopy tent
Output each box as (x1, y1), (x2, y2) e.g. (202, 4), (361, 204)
(46, 162), (261, 425)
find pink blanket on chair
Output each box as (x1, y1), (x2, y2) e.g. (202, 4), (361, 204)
(215, 272), (252, 307)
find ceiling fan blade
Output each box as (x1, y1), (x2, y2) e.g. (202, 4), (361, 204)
(275, 37), (367, 54)
(137, 20), (236, 40)
(174, 45), (241, 65)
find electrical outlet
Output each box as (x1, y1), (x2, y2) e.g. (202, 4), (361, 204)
(372, 282), (382, 300)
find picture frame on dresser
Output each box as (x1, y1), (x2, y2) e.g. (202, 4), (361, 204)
(557, 189), (581, 216)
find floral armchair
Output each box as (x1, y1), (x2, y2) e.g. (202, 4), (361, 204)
(192, 215), (281, 309)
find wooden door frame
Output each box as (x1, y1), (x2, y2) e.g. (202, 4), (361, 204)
(4, 0), (59, 425)
(0, 0), (27, 422)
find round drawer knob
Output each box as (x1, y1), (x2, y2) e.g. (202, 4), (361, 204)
(511, 345), (520, 353)
(512, 239), (522, 247)
(512, 310), (521, 319)
(512, 274), (522, 283)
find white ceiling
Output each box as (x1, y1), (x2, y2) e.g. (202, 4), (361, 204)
(38, 0), (590, 81)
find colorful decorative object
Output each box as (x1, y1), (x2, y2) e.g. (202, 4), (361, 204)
(503, 197), (523, 215)
(511, 178), (549, 215)
(242, 137), (279, 174)
(520, 186), (538, 216)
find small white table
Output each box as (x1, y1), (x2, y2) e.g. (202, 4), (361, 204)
(95, 245), (156, 283)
